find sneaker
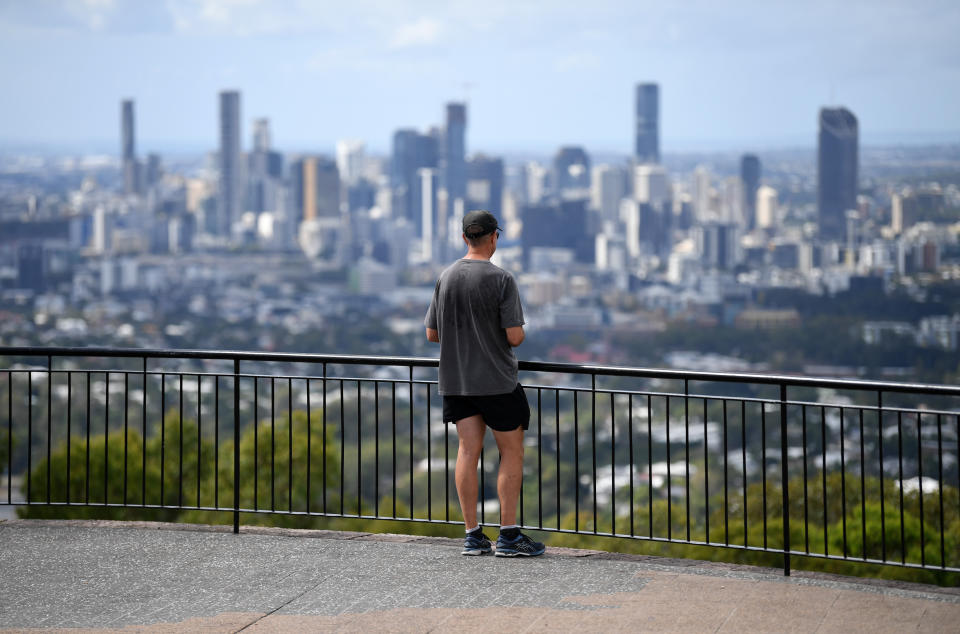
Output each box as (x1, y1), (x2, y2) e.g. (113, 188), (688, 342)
(494, 532), (545, 557)
(462, 531), (492, 556)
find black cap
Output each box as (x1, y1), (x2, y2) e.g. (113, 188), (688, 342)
(462, 210), (501, 238)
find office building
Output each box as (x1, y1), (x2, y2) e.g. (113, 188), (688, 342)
(217, 90), (242, 236)
(741, 154), (760, 230)
(248, 118), (283, 213)
(521, 199), (592, 264)
(817, 106), (858, 241)
(591, 164), (626, 224)
(756, 185), (778, 229)
(418, 167), (438, 261)
(441, 103), (467, 204)
(292, 156), (340, 222)
(523, 162), (548, 204)
(721, 176), (744, 226)
(697, 221), (739, 270)
(692, 166), (713, 220)
(252, 118), (270, 153)
(466, 154), (504, 218)
(634, 164), (669, 206)
(391, 128), (438, 234)
(293, 156), (342, 262)
(634, 83), (660, 164)
(336, 139), (365, 186)
(145, 153), (162, 190)
(120, 99), (140, 195)
(553, 146), (591, 197)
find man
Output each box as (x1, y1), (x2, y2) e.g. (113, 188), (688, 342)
(424, 209), (545, 557)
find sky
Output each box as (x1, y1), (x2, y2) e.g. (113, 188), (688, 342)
(1, 0), (959, 156)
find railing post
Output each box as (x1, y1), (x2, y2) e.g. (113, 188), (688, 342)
(780, 382), (791, 576)
(233, 358), (241, 534)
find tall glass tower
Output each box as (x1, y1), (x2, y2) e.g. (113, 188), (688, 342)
(217, 90), (242, 237)
(441, 103), (467, 204)
(741, 154), (760, 230)
(817, 107), (858, 241)
(634, 83), (660, 164)
(120, 99), (138, 195)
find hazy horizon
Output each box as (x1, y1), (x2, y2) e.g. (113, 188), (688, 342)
(2, 1), (959, 158)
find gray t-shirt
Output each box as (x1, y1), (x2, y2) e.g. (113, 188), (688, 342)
(424, 258), (525, 395)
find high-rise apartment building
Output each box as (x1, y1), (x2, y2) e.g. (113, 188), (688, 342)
(634, 83), (660, 164)
(817, 107), (858, 241)
(120, 99), (139, 195)
(741, 154), (760, 230)
(441, 103), (467, 204)
(217, 90), (242, 236)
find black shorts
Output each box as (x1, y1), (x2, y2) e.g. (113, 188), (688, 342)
(442, 383), (530, 432)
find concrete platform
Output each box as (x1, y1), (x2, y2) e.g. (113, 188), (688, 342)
(1, 519), (958, 632)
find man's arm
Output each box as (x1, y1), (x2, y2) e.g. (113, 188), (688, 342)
(505, 325), (524, 347)
(426, 327), (440, 343)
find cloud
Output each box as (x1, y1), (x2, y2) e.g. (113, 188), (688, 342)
(388, 17), (442, 49)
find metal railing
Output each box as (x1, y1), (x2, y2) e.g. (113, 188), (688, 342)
(1, 346), (958, 577)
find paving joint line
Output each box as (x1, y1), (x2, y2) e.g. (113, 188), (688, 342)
(233, 576), (329, 633)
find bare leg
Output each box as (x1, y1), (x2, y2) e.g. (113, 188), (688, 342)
(492, 427), (524, 527)
(455, 416), (486, 529)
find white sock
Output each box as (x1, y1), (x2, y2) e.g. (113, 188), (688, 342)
(465, 525), (481, 534)
(499, 524), (519, 531)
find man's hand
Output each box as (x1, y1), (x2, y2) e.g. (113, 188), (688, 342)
(426, 328), (440, 343)
(505, 326), (524, 347)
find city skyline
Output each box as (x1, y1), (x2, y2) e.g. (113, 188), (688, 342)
(2, 1), (959, 155)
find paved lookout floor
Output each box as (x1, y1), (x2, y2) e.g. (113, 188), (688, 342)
(1, 519), (959, 632)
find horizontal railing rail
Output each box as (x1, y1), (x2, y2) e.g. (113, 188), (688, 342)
(1, 346), (958, 577)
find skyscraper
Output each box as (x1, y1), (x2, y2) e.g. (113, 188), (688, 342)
(252, 118), (271, 153)
(633, 164), (669, 206)
(552, 146), (591, 198)
(756, 185), (778, 230)
(634, 83), (660, 164)
(441, 103), (467, 204)
(418, 167), (438, 261)
(247, 118), (283, 213)
(817, 107), (858, 241)
(120, 99), (139, 195)
(335, 139), (365, 186)
(692, 166), (713, 220)
(292, 156), (340, 222)
(391, 128), (438, 235)
(466, 155), (504, 219)
(217, 90), (242, 236)
(591, 164), (626, 224)
(740, 154), (760, 230)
